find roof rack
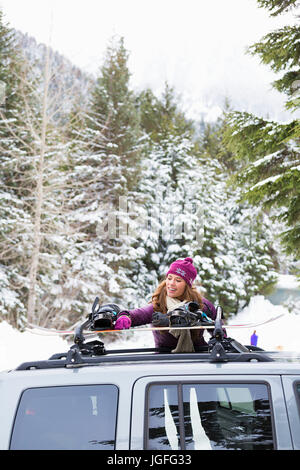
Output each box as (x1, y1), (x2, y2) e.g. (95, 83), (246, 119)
(15, 349), (274, 371)
(15, 305), (275, 371)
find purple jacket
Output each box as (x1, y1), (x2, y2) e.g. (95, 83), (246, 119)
(128, 298), (217, 349)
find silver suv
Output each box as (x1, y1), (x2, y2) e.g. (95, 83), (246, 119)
(1, 324), (300, 452)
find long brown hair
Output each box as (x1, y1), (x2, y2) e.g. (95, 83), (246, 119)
(151, 279), (203, 314)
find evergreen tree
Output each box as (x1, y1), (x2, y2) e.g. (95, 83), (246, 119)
(224, 0), (300, 258)
(0, 15), (77, 327)
(0, 10), (34, 325)
(89, 36), (142, 201)
(137, 82), (194, 144)
(66, 36), (145, 312)
(134, 86), (211, 300)
(186, 157), (277, 316)
(199, 100), (241, 172)
(195, 108), (278, 315)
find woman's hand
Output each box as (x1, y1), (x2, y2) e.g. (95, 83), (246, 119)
(114, 314), (131, 330)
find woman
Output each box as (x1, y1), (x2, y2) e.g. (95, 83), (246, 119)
(114, 257), (217, 352)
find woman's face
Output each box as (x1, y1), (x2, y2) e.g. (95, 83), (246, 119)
(166, 274), (186, 298)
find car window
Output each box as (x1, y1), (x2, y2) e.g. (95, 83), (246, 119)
(10, 385), (118, 450)
(146, 382), (274, 450)
(146, 384), (180, 450)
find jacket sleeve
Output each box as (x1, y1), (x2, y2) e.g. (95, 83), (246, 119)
(128, 304), (154, 327)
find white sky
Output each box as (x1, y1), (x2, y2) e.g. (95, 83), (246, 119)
(0, 0), (298, 120)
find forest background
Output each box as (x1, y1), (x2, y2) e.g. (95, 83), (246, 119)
(0, 0), (299, 330)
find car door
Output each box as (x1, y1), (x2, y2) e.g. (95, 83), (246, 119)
(130, 374), (293, 450)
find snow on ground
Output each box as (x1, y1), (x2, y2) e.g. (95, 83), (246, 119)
(229, 295), (300, 352)
(0, 321), (70, 371)
(276, 274), (299, 289)
(0, 291), (300, 372)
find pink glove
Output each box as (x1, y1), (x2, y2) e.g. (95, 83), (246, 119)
(114, 315), (131, 330)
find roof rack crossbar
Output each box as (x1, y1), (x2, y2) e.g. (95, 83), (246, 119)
(15, 349), (274, 371)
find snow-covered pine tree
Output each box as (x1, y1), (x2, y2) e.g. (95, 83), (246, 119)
(224, 0), (300, 259)
(0, 14), (79, 327)
(89, 36), (143, 202)
(0, 10), (35, 326)
(195, 112), (278, 315)
(222, 196), (278, 312)
(66, 36), (145, 312)
(132, 84), (205, 301)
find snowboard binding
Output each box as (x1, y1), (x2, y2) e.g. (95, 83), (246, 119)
(155, 301), (215, 328)
(72, 297), (121, 358)
(89, 298), (121, 331)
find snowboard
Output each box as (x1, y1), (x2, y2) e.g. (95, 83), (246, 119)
(26, 313), (285, 336)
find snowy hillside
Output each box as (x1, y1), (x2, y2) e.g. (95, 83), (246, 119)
(15, 30), (94, 123)
(15, 30), (293, 125)
(1, 284), (300, 372)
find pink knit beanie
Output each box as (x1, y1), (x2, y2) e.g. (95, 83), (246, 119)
(166, 257), (197, 287)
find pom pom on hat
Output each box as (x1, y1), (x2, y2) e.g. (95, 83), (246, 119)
(166, 257), (197, 287)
